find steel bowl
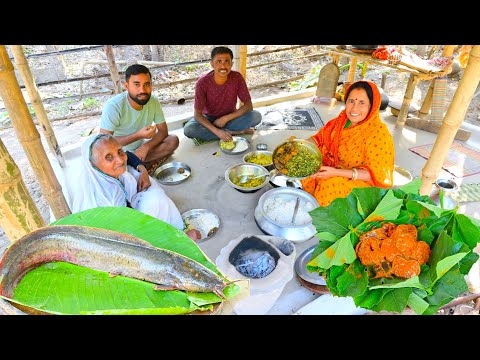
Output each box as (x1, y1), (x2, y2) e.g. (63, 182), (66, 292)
(225, 163), (270, 193)
(243, 150), (274, 171)
(254, 187), (319, 242)
(272, 138), (322, 180)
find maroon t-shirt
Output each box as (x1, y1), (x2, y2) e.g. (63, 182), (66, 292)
(194, 70), (251, 117)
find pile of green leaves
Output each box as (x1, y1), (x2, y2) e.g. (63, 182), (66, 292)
(2, 207), (240, 315)
(307, 179), (480, 315)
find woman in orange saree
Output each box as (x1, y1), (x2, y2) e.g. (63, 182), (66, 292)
(301, 80), (394, 206)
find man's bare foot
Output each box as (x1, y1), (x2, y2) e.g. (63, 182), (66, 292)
(227, 128), (256, 136)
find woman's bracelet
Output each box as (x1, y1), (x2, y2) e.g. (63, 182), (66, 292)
(351, 168), (358, 180)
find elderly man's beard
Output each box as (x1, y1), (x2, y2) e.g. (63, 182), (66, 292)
(128, 92), (151, 106)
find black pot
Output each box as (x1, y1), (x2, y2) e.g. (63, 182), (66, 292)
(351, 45), (378, 50)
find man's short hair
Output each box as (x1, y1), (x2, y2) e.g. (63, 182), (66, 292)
(125, 64), (151, 82)
(211, 46), (233, 60)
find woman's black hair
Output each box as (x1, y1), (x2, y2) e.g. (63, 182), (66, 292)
(345, 81), (374, 117)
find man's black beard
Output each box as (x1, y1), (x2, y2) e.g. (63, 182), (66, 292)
(129, 93), (150, 106)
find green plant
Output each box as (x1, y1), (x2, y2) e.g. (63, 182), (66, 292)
(82, 97), (99, 110)
(288, 63), (322, 91)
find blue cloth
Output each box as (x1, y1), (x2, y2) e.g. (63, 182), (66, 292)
(183, 110), (262, 141)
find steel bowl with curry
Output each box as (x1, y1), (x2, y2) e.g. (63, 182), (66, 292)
(272, 137), (322, 179)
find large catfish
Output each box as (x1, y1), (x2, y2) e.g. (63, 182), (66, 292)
(0, 225), (228, 298)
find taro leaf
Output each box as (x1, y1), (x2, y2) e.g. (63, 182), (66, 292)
(9, 207), (240, 315)
(335, 259), (368, 297)
(307, 232), (356, 270)
(353, 288), (384, 309)
(371, 287), (412, 314)
(363, 190), (403, 223)
(418, 201), (449, 218)
(369, 276), (425, 291)
(417, 227), (434, 246)
(424, 266), (468, 311)
(406, 200), (438, 226)
(407, 292), (429, 315)
(311, 240), (334, 260)
(428, 231), (468, 272)
(350, 187), (387, 219)
(310, 196), (363, 237)
(459, 252), (479, 275)
(451, 213), (480, 250)
(324, 265), (346, 296)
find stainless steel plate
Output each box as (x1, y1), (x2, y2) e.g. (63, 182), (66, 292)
(153, 162), (191, 185)
(219, 136), (250, 155)
(295, 245), (326, 285)
(181, 209), (220, 242)
(269, 171), (302, 189)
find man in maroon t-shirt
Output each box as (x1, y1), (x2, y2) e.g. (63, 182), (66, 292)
(183, 46), (262, 142)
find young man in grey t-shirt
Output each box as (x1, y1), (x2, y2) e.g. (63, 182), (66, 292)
(100, 64), (178, 175)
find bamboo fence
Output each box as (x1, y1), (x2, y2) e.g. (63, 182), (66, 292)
(0, 46), (71, 225)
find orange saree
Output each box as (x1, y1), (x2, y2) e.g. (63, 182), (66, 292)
(301, 81), (394, 207)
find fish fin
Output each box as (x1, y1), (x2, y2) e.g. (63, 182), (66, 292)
(109, 272), (120, 278)
(153, 284), (178, 291)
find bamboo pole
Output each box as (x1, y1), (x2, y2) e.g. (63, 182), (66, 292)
(10, 45), (66, 168)
(0, 45), (71, 220)
(419, 45), (480, 196)
(239, 45), (247, 80)
(0, 138), (45, 242)
(347, 58), (357, 82)
(418, 45), (456, 119)
(104, 45), (123, 94)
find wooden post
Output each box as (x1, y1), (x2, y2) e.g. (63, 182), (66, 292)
(104, 45), (123, 94)
(11, 45), (66, 168)
(418, 45), (456, 119)
(395, 74), (421, 126)
(0, 138), (45, 242)
(0, 45), (71, 220)
(419, 45), (480, 196)
(233, 46), (248, 107)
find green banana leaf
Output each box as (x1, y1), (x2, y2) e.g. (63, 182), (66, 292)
(5, 207), (240, 315)
(307, 185), (480, 315)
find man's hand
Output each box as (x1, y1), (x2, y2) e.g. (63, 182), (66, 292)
(138, 125), (156, 139)
(136, 165), (151, 192)
(213, 116), (229, 128)
(215, 128), (233, 142)
(134, 145), (149, 161)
